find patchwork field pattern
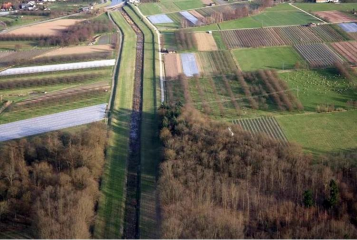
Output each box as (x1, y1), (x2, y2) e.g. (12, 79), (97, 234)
(331, 41), (357, 64)
(0, 104), (106, 142)
(233, 117), (288, 143)
(221, 25), (348, 49)
(221, 28), (285, 48)
(0, 59), (116, 76)
(314, 10), (356, 23)
(180, 53), (199, 77)
(295, 43), (343, 68)
(193, 32), (218, 51)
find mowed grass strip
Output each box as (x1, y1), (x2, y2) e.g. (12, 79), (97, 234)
(125, 5), (161, 238)
(232, 46), (304, 71)
(277, 110), (357, 153)
(94, 11), (137, 239)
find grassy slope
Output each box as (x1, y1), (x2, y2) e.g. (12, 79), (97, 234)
(232, 46), (304, 71)
(138, 0), (204, 16)
(219, 4), (322, 30)
(277, 110), (357, 153)
(94, 11), (136, 239)
(279, 69), (356, 112)
(125, 5), (160, 239)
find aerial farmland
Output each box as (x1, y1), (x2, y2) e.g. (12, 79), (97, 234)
(0, 0), (357, 239)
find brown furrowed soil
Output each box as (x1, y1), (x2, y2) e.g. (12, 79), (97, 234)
(164, 53), (183, 79)
(36, 45), (113, 58)
(8, 19), (82, 36)
(194, 32), (218, 51)
(314, 10), (356, 23)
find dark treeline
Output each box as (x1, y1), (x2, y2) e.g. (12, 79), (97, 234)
(158, 104), (357, 238)
(5, 52), (112, 67)
(0, 123), (108, 238)
(0, 73), (105, 90)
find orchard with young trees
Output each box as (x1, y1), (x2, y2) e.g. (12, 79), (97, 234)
(158, 104), (357, 239)
(0, 123), (108, 238)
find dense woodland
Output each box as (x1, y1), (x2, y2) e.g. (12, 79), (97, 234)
(158, 104), (357, 238)
(0, 123), (107, 238)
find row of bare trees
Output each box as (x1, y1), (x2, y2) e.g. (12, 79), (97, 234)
(5, 52), (112, 67)
(0, 123), (108, 238)
(0, 73), (105, 90)
(158, 104), (357, 238)
(174, 30), (197, 51)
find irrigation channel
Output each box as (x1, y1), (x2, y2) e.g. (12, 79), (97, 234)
(118, 7), (144, 239)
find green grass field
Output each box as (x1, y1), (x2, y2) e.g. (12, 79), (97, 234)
(125, 5), (161, 238)
(139, 0), (204, 16)
(277, 110), (357, 153)
(219, 4), (322, 30)
(232, 46), (304, 71)
(280, 69), (357, 112)
(94, 11), (136, 239)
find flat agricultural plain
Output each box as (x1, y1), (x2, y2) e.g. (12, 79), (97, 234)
(314, 10), (356, 23)
(331, 41), (357, 65)
(193, 32), (218, 51)
(8, 19), (82, 36)
(36, 45), (114, 58)
(0, 104), (106, 142)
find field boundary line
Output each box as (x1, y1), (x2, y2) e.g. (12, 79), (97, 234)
(289, 3), (327, 24)
(135, 4), (165, 103)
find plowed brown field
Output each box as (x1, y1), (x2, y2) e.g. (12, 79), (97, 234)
(164, 53), (183, 79)
(9, 19), (82, 36)
(314, 11), (356, 23)
(331, 41), (357, 64)
(194, 32), (218, 51)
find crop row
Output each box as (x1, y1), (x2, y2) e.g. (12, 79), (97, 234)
(0, 73), (106, 90)
(331, 41), (357, 65)
(233, 117), (288, 143)
(221, 25), (350, 49)
(295, 43), (343, 68)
